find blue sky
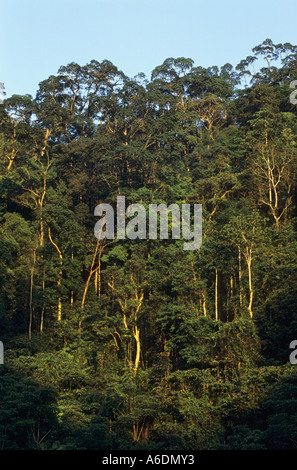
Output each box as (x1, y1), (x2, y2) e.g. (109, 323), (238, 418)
(1, 0), (297, 98)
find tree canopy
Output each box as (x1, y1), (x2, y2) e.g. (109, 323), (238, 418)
(1, 38), (297, 450)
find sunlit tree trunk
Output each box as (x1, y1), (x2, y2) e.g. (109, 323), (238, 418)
(215, 268), (219, 321)
(29, 249), (36, 340)
(48, 227), (63, 321)
(238, 246), (243, 310)
(245, 248), (253, 319)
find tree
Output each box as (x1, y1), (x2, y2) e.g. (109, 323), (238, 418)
(224, 210), (268, 319)
(245, 108), (297, 231)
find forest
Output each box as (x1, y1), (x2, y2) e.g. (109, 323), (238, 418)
(1, 38), (297, 450)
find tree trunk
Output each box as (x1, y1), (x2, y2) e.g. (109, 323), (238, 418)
(215, 269), (219, 321)
(246, 252), (253, 319)
(29, 250), (36, 340)
(238, 246), (243, 309)
(133, 325), (141, 375)
(48, 228), (63, 321)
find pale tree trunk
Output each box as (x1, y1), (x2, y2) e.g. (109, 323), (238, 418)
(132, 421), (145, 442)
(29, 250), (36, 340)
(202, 291), (207, 317)
(39, 207), (44, 247)
(40, 306), (44, 335)
(133, 325), (141, 376)
(227, 275), (234, 321)
(245, 249), (253, 319)
(132, 292), (144, 375)
(238, 246), (243, 309)
(215, 268), (219, 321)
(48, 227), (63, 321)
(239, 234), (254, 319)
(94, 255), (101, 297)
(38, 128), (52, 247)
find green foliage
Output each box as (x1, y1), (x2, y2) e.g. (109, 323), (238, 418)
(1, 39), (297, 450)
(0, 368), (58, 449)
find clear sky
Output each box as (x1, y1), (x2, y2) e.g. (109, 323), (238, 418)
(1, 0), (297, 98)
